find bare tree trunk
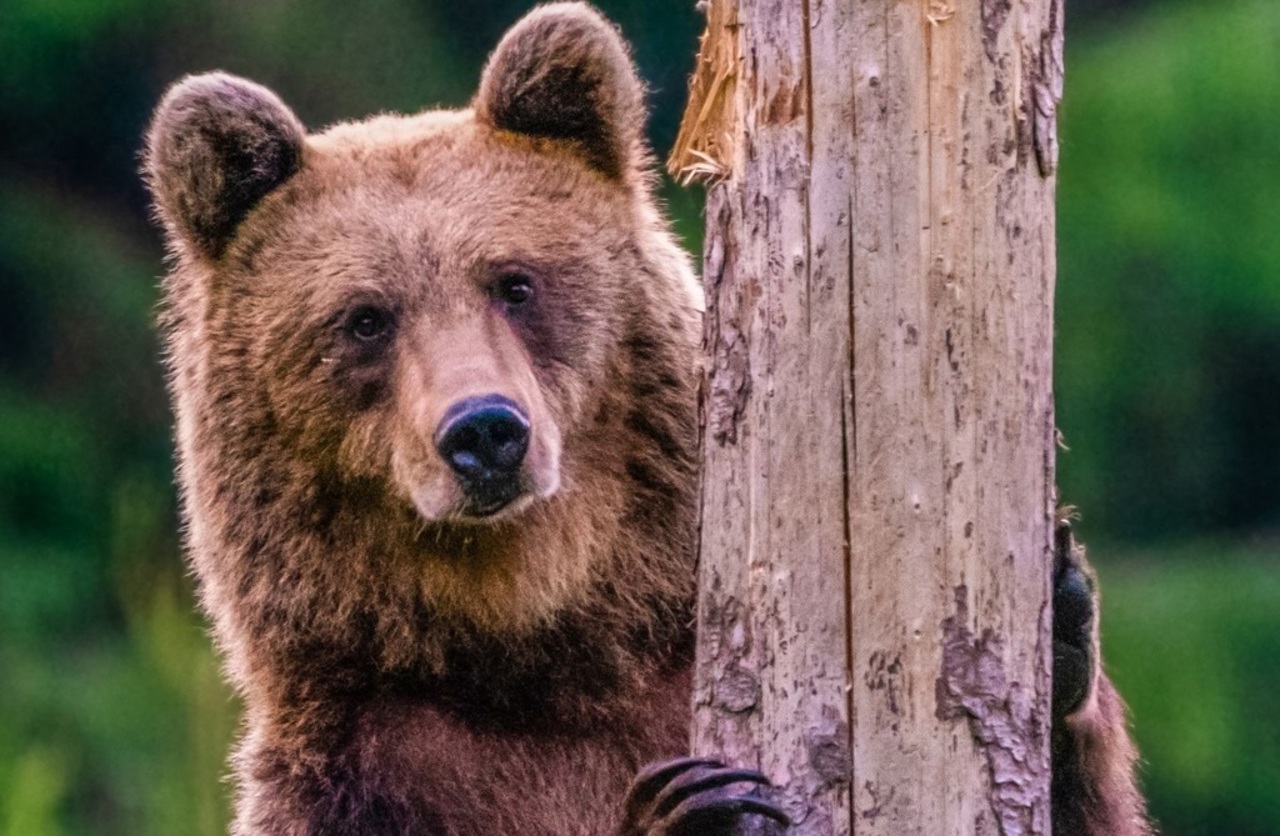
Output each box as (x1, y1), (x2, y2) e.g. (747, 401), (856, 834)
(673, 1), (1064, 833)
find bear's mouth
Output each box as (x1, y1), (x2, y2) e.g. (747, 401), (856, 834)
(456, 476), (525, 518)
(405, 469), (545, 526)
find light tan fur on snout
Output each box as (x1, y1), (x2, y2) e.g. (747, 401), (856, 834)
(385, 315), (562, 524)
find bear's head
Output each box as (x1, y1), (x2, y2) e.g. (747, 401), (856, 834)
(144, 3), (701, 686)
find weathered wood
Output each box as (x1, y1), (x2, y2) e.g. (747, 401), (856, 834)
(675, 1), (1063, 833)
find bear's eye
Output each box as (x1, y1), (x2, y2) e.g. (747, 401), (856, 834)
(346, 306), (393, 342)
(494, 272), (535, 307)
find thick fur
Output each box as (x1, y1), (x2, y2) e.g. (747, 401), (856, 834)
(143, 4), (1147, 834)
(148, 6), (700, 833)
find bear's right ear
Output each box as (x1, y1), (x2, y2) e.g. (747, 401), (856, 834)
(144, 73), (305, 259)
(475, 3), (646, 181)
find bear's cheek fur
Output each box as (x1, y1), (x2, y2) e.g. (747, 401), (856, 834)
(202, 252), (631, 632)
(240, 269), (583, 525)
(241, 239), (618, 522)
(186, 129), (652, 632)
(234, 316), (605, 634)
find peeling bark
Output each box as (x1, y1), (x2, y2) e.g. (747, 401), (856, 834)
(1032, 0), (1065, 176)
(938, 587), (1052, 835)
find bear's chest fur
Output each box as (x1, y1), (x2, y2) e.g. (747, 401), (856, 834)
(243, 665), (693, 836)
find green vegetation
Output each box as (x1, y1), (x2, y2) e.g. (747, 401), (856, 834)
(0, 0), (1274, 833)
(1057, 0), (1280, 544)
(1102, 549), (1280, 836)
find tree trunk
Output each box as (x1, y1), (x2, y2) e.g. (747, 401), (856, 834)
(673, 1), (1064, 834)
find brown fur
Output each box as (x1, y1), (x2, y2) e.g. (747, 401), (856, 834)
(1053, 677), (1149, 835)
(148, 5), (700, 833)
(143, 4), (1147, 834)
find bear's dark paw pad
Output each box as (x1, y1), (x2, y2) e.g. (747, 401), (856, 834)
(622, 757), (790, 836)
(1052, 520), (1097, 719)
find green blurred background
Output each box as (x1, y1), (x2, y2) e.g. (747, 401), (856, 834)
(0, 0), (1276, 833)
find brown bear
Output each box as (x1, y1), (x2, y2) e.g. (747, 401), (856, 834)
(143, 3), (1149, 834)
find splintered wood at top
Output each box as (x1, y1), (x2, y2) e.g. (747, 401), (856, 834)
(683, 2), (1061, 834)
(668, 0), (738, 184)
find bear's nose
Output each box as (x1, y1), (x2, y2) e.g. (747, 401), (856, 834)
(434, 395), (530, 484)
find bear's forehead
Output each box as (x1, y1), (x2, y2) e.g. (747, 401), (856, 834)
(300, 110), (630, 215)
(234, 110), (635, 268)
(223, 111), (639, 301)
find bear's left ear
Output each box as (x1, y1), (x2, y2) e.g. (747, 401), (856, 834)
(144, 73), (305, 259)
(475, 2), (647, 181)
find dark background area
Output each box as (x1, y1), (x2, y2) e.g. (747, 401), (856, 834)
(1, 1), (1276, 833)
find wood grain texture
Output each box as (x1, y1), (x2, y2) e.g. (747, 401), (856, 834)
(682, 1), (1063, 833)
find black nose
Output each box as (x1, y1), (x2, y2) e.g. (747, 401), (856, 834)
(434, 395), (530, 484)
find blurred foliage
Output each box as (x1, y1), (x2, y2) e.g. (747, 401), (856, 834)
(1101, 546), (1280, 836)
(1056, 0), (1280, 543)
(0, 0), (1274, 834)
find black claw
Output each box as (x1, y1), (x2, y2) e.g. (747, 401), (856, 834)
(628, 758), (723, 805)
(666, 793), (792, 836)
(1053, 517), (1076, 570)
(653, 768), (771, 818)
(625, 757), (790, 836)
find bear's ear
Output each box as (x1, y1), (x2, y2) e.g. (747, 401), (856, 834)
(144, 73), (305, 258)
(475, 3), (646, 181)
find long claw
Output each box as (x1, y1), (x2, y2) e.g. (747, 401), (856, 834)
(627, 757), (724, 808)
(653, 768), (771, 817)
(666, 793), (792, 836)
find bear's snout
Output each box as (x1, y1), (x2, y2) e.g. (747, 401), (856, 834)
(434, 395), (530, 515)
